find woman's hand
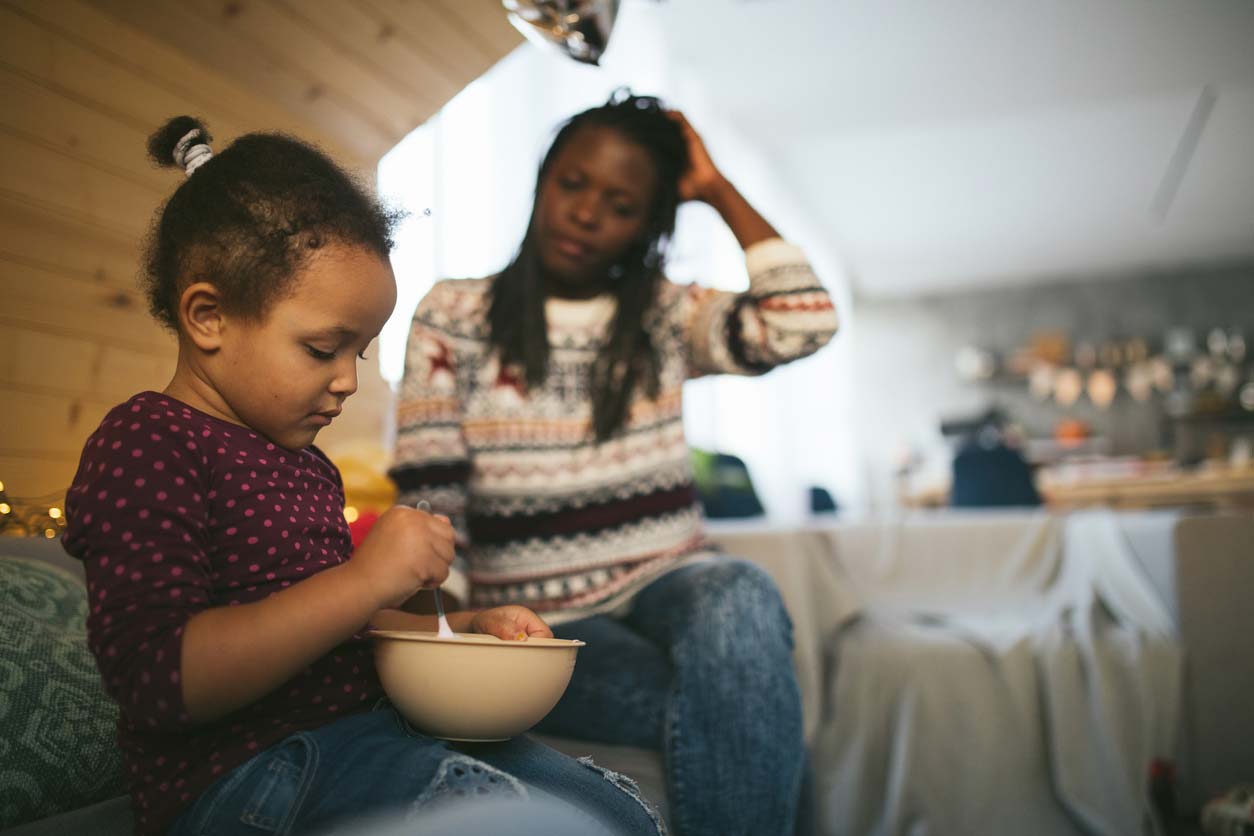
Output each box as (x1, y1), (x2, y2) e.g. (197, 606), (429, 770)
(667, 110), (779, 248)
(668, 111), (729, 204)
(470, 605), (554, 641)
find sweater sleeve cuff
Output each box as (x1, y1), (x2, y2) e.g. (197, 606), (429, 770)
(744, 237), (807, 276)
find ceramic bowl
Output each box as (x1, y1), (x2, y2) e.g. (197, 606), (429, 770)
(370, 630), (584, 741)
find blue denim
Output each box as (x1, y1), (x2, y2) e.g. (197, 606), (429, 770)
(534, 559), (807, 836)
(166, 704), (663, 836)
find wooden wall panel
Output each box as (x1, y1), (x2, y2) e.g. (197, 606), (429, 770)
(0, 0), (521, 499)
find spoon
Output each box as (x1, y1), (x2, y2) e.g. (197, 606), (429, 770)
(416, 500), (457, 639)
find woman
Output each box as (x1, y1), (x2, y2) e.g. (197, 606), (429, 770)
(390, 90), (838, 836)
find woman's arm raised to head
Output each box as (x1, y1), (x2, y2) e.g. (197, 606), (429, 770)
(668, 111), (778, 250)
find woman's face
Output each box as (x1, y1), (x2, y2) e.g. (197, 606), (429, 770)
(533, 125), (658, 298)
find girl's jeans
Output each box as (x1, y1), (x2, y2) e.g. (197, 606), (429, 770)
(166, 704), (663, 836)
(534, 559), (807, 836)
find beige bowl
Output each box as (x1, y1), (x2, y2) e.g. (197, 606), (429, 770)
(370, 630), (584, 742)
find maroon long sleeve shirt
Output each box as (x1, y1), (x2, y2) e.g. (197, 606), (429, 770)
(63, 392), (382, 834)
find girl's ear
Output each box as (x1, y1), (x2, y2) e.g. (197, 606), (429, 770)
(178, 282), (227, 351)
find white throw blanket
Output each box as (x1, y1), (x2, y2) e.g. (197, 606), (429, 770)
(737, 511), (1183, 836)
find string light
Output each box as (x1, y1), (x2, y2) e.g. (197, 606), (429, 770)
(344, 506), (360, 524)
(0, 480), (69, 537)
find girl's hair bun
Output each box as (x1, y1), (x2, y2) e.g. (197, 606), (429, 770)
(147, 116), (212, 168)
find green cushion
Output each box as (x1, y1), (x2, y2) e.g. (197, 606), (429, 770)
(0, 557), (88, 632)
(0, 555), (126, 828)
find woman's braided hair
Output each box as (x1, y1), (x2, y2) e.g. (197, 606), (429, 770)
(488, 91), (689, 442)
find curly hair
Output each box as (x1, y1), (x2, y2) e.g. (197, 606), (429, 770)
(142, 116), (400, 331)
(487, 91), (689, 442)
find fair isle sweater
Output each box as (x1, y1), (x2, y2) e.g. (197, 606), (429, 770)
(389, 238), (837, 622)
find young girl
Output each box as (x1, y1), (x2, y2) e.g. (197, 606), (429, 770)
(390, 91), (839, 836)
(62, 117), (663, 836)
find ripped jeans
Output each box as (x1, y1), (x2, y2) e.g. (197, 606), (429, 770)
(166, 704), (663, 836)
(533, 559), (807, 836)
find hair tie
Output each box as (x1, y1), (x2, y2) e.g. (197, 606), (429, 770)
(172, 129), (213, 177)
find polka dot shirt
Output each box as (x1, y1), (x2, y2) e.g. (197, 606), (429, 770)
(62, 392), (383, 835)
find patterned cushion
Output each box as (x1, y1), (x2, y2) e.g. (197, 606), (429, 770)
(0, 555), (126, 828)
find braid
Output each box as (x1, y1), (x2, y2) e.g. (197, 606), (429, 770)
(488, 91), (687, 442)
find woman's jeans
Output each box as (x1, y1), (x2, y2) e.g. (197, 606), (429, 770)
(534, 559), (807, 836)
(167, 704), (663, 836)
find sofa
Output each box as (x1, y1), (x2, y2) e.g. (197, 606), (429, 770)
(3, 510), (1252, 835)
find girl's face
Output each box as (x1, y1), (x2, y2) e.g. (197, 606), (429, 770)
(211, 243), (396, 450)
(534, 125), (658, 297)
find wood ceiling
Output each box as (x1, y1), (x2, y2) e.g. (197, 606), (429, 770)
(89, 0), (524, 164)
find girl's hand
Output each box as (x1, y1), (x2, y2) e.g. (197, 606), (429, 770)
(470, 605), (554, 641)
(668, 110), (729, 204)
(347, 505), (455, 609)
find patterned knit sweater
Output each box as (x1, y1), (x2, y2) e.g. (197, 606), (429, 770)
(389, 238), (837, 621)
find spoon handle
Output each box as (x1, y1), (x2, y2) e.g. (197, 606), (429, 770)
(416, 500), (456, 638)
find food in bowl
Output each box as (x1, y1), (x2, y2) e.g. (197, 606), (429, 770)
(370, 630), (584, 742)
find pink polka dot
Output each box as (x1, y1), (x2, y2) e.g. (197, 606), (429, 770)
(248, 564), (260, 573)
(153, 461), (165, 471)
(131, 449), (144, 458)
(112, 467), (124, 477)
